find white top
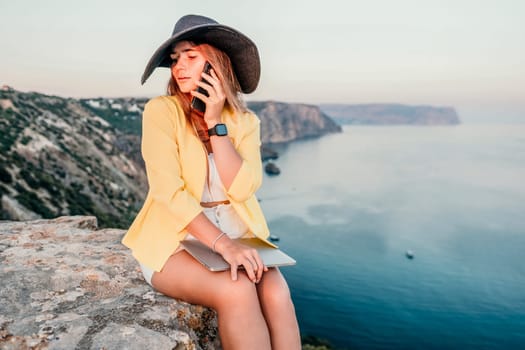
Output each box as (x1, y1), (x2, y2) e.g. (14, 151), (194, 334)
(201, 153), (228, 202)
(186, 154), (249, 240)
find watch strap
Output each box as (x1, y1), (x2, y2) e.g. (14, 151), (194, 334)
(208, 123), (228, 137)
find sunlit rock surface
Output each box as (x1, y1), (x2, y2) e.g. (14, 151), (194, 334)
(0, 216), (220, 350)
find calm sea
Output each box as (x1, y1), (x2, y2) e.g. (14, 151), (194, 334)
(258, 124), (525, 349)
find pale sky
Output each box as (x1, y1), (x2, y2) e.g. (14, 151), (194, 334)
(1, 0), (524, 122)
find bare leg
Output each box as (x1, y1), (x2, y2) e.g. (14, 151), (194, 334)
(256, 268), (301, 350)
(151, 251), (271, 350)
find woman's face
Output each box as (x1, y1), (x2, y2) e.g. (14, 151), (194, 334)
(170, 41), (207, 94)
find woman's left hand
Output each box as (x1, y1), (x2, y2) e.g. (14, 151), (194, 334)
(191, 68), (226, 127)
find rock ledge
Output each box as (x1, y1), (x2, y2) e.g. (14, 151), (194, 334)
(0, 216), (220, 350)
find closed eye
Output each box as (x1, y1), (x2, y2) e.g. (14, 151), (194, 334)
(170, 48), (199, 65)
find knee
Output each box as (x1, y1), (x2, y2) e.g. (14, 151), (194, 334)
(261, 279), (294, 311)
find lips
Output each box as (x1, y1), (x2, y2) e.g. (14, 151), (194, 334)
(176, 77), (192, 88)
(176, 77), (195, 93)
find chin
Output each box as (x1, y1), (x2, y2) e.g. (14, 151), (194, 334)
(179, 84), (194, 94)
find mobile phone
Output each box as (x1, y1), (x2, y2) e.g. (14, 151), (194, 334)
(191, 62), (212, 113)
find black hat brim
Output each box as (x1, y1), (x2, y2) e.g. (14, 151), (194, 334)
(141, 24), (260, 94)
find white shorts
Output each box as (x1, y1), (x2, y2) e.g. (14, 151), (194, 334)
(139, 262), (155, 286)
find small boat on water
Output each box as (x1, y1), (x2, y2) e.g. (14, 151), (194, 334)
(269, 235), (280, 242)
(405, 250), (415, 259)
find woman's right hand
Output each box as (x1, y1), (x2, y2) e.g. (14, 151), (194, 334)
(215, 237), (267, 283)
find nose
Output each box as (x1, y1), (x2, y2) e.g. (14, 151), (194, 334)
(172, 61), (183, 71)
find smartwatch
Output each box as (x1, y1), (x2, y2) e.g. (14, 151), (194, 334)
(208, 123), (228, 137)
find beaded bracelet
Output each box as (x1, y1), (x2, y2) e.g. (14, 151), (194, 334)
(212, 232), (226, 253)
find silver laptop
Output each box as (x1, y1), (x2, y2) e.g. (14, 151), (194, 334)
(180, 237), (296, 271)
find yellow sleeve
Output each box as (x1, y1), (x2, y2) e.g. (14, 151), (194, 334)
(227, 112), (263, 202)
(141, 97), (202, 232)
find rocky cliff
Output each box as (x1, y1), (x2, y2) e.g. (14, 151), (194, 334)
(249, 101), (342, 144)
(0, 89), (147, 228)
(0, 216), (220, 350)
(320, 103), (460, 125)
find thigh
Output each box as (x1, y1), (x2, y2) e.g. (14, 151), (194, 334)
(151, 250), (255, 309)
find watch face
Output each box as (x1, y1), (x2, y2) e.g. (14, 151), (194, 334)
(215, 124), (228, 136)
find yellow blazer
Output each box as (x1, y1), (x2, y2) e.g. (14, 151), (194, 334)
(122, 96), (271, 272)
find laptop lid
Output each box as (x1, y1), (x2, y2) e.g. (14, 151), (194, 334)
(180, 237), (296, 271)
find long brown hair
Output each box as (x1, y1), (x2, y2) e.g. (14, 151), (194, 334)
(167, 42), (247, 120)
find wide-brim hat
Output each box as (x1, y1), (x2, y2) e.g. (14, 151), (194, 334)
(141, 14), (260, 94)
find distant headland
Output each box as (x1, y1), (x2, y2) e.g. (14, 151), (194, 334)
(320, 103), (461, 125)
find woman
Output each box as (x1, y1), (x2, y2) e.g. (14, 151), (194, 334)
(122, 14), (301, 349)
